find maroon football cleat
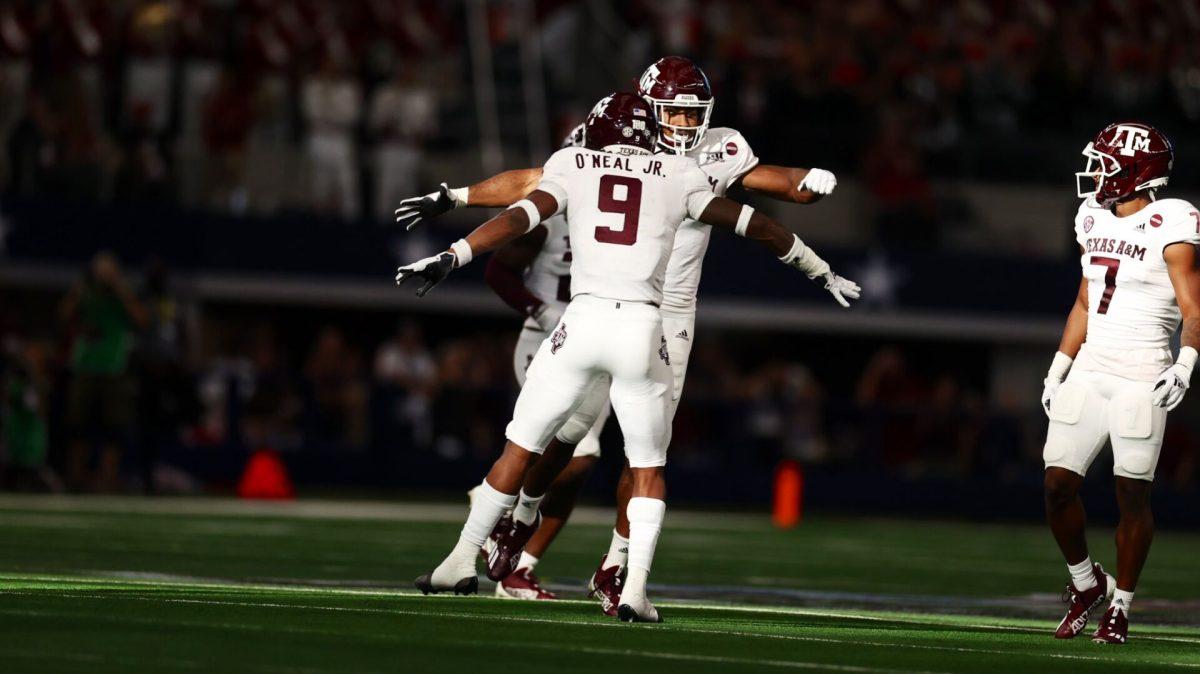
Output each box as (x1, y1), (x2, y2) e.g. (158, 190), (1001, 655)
(1092, 606), (1129, 644)
(485, 513), (541, 582)
(1054, 564), (1115, 639)
(587, 555), (626, 617)
(480, 514), (512, 563)
(495, 567), (557, 600)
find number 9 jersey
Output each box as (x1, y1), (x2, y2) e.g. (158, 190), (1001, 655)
(535, 147), (716, 306)
(1073, 197), (1200, 380)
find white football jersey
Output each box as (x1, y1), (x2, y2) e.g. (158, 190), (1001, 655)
(661, 127), (760, 311)
(536, 147), (716, 306)
(1074, 197), (1200, 376)
(521, 216), (572, 331)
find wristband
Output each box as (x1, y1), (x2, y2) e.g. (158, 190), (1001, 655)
(1047, 351), (1073, 382)
(1177, 346), (1198, 376)
(450, 239), (473, 267)
(448, 186), (469, 208)
(779, 234), (831, 279)
(734, 205), (755, 237)
(512, 199), (541, 232)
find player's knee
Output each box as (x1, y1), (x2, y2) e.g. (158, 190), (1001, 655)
(1114, 477), (1153, 513)
(1043, 470), (1080, 510)
(628, 465), (665, 498)
(555, 415), (594, 445)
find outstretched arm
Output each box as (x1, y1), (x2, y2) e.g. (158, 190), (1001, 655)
(396, 191), (560, 296)
(394, 169), (544, 230)
(695, 196), (860, 307)
(738, 165), (837, 204)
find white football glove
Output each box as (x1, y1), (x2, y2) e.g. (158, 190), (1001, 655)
(394, 183), (465, 231)
(395, 251), (456, 297)
(1152, 347), (1197, 411)
(1041, 351), (1073, 418)
(799, 168), (837, 196)
(822, 272), (861, 308)
(529, 302), (564, 332)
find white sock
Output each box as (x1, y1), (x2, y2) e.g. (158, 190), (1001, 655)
(622, 497), (665, 602)
(1111, 589), (1134, 613)
(513, 489), (543, 525)
(432, 479), (516, 586)
(605, 529), (629, 569)
(516, 551), (539, 571)
(1068, 557), (1097, 591)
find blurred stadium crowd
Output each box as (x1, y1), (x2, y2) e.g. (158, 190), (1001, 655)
(5, 0), (1200, 220)
(4, 1), (1200, 510)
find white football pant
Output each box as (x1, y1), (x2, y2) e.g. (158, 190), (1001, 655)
(505, 295), (672, 468)
(1044, 368), (1167, 481)
(513, 326), (609, 458)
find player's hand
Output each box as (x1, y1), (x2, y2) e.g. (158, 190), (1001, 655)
(822, 272), (860, 308)
(1040, 378), (1061, 417)
(799, 168), (837, 196)
(529, 302), (564, 332)
(1041, 351), (1074, 418)
(1152, 360), (1194, 411)
(394, 183), (461, 231)
(396, 251), (456, 297)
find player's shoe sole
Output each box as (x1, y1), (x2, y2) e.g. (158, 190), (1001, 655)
(414, 574), (478, 596)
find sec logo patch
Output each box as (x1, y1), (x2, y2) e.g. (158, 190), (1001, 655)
(1150, 214), (1163, 228)
(1083, 215), (1094, 233)
(725, 141), (738, 156)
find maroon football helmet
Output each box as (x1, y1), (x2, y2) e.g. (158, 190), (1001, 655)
(1077, 121), (1174, 208)
(582, 93), (657, 156)
(636, 56), (713, 154)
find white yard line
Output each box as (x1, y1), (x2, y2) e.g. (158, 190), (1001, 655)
(3, 587), (1199, 669)
(11, 571), (1199, 644)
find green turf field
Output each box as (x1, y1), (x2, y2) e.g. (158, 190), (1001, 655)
(0, 495), (1198, 673)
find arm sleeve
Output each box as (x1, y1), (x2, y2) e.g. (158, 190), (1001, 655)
(683, 161), (718, 220)
(533, 149), (573, 216)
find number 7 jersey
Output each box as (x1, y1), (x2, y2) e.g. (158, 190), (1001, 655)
(535, 147), (716, 306)
(1074, 197), (1200, 360)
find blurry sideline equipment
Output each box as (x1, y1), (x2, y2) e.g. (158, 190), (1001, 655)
(772, 459), (804, 528)
(237, 449), (295, 500)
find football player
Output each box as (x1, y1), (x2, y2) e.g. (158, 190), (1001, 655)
(394, 56), (839, 614)
(471, 126), (604, 600)
(1042, 122), (1200, 644)
(401, 93), (858, 622)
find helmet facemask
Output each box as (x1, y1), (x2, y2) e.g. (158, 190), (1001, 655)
(1076, 141), (1122, 203)
(648, 97), (713, 154)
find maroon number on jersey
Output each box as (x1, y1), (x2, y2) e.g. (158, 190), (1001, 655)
(595, 175), (643, 246)
(1090, 255), (1120, 315)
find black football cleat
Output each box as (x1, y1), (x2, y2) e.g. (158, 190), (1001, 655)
(414, 573), (478, 596)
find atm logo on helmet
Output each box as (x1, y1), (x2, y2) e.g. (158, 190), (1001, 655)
(1112, 125), (1152, 156)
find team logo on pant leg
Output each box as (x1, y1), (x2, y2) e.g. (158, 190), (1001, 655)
(659, 336), (670, 365)
(551, 323), (567, 354)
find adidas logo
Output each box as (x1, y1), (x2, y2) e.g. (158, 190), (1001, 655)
(675, 329), (689, 341)
(1135, 222), (1145, 233)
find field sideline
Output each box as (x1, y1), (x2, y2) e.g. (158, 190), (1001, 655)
(0, 495), (1198, 673)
